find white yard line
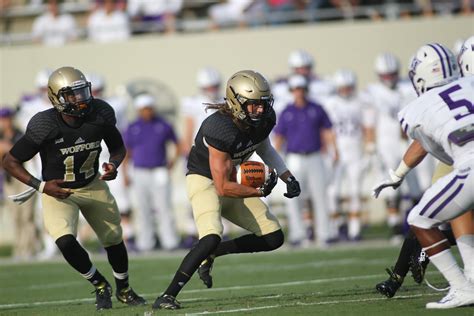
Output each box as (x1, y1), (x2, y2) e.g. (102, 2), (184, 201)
(184, 293), (442, 315)
(0, 272), (441, 310)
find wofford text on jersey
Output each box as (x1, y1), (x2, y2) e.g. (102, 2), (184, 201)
(59, 141), (101, 155)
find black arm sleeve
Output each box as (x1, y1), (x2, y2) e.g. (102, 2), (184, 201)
(103, 125), (124, 153)
(10, 136), (41, 162)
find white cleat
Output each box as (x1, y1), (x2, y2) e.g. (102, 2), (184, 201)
(426, 285), (474, 309)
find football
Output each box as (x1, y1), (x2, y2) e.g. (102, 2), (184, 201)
(230, 161), (271, 188)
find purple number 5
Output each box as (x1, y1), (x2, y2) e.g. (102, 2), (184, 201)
(439, 84), (474, 120)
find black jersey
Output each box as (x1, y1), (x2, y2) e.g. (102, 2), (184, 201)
(187, 110), (276, 179)
(10, 99), (124, 189)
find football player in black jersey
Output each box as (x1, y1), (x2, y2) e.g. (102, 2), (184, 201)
(2, 67), (146, 310)
(152, 70), (302, 310)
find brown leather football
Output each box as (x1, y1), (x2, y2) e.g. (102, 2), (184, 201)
(231, 161), (270, 188)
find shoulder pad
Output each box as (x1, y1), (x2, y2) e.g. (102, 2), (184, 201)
(89, 99), (117, 126)
(25, 109), (58, 145)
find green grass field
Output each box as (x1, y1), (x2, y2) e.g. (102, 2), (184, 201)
(0, 242), (472, 316)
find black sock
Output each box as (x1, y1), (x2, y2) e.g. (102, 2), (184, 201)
(393, 229), (419, 278)
(105, 241), (129, 291)
(55, 234), (107, 287)
(164, 234), (220, 297)
(214, 230), (284, 257)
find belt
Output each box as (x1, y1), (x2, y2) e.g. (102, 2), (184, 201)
(288, 151), (318, 155)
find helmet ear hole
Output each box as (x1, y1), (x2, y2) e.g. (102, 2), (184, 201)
(59, 96), (65, 103)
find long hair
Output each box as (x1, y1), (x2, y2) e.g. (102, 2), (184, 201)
(204, 101), (249, 131)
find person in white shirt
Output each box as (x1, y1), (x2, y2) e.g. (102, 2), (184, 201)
(326, 69), (371, 241)
(127, 0), (183, 33)
(87, 0), (130, 43)
(31, 0), (78, 46)
(272, 49), (334, 116)
(373, 43), (474, 309)
(362, 52), (424, 240)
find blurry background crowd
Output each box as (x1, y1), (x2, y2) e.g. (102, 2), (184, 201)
(0, 0), (471, 261)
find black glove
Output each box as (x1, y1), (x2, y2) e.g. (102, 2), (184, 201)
(284, 176), (301, 198)
(257, 169), (278, 197)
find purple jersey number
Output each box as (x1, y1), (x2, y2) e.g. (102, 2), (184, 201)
(439, 84), (474, 120)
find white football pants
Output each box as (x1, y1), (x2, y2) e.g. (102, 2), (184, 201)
(285, 152), (329, 244)
(131, 167), (179, 251)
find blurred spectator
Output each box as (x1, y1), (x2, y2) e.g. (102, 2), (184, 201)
(273, 74), (336, 248)
(88, 73), (134, 247)
(179, 67), (223, 248)
(208, 0), (263, 29)
(325, 69), (370, 241)
(0, 107), (39, 260)
(31, 0), (78, 46)
(87, 0), (130, 43)
(127, 0), (183, 34)
(123, 94), (180, 251)
(273, 49), (334, 116)
(15, 68), (58, 260)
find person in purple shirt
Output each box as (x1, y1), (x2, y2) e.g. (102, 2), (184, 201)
(274, 74), (338, 248)
(123, 94), (180, 252)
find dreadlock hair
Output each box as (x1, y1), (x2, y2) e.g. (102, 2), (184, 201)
(204, 102), (250, 131)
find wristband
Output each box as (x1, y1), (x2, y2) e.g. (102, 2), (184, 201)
(38, 181), (46, 193)
(27, 177), (41, 191)
(394, 160), (411, 178)
(108, 161), (119, 169)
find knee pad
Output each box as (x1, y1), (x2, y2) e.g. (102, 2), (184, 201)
(262, 230), (284, 251)
(55, 234), (77, 252)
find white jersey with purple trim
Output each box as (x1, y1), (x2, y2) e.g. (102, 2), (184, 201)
(398, 76), (474, 169)
(362, 80), (416, 157)
(325, 94), (367, 162)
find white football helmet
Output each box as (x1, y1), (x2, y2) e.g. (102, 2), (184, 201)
(374, 53), (400, 75)
(196, 67), (221, 88)
(409, 43), (460, 95)
(458, 36), (474, 77)
(333, 69), (357, 88)
(288, 49), (314, 69)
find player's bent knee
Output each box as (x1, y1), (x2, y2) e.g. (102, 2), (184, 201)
(100, 226), (123, 248)
(262, 229), (284, 251)
(197, 234), (221, 253)
(407, 211), (438, 230)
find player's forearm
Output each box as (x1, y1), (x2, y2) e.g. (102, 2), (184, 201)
(218, 180), (261, 198)
(402, 140), (428, 169)
(2, 152), (43, 191)
(108, 145), (126, 168)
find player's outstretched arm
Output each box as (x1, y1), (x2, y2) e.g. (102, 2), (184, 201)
(373, 140), (428, 198)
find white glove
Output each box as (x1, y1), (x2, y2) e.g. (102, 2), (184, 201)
(372, 169), (404, 198)
(8, 187), (37, 205)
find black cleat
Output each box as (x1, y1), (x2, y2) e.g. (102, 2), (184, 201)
(198, 256), (214, 288)
(375, 267), (404, 298)
(410, 250), (430, 284)
(152, 294), (181, 310)
(93, 282), (113, 310)
(116, 287), (147, 306)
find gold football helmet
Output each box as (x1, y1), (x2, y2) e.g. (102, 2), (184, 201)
(225, 70), (273, 127)
(48, 66), (92, 117)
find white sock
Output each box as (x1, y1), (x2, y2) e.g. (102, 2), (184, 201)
(81, 266), (97, 280)
(456, 234), (474, 281)
(429, 249), (469, 289)
(348, 218), (361, 239)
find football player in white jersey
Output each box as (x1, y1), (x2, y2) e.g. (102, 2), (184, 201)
(363, 53), (422, 239)
(373, 43), (474, 309)
(325, 69), (371, 241)
(272, 49), (334, 116)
